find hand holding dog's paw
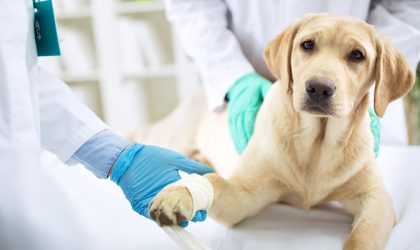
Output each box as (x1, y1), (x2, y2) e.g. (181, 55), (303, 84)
(110, 143), (212, 224)
(149, 186), (201, 227)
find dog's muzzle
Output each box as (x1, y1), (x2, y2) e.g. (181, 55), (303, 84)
(303, 77), (336, 115)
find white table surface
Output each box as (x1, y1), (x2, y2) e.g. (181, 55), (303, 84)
(40, 145), (420, 249)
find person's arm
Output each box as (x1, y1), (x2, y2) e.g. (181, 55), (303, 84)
(164, 0), (255, 110)
(70, 129), (212, 226)
(69, 129), (129, 178)
(35, 66), (108, 162)
(367, 0), (420, 145)
(35, 67), (212, 225)
(164, 0), (272, 153)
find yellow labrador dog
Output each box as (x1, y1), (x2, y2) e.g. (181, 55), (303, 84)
(132, 13), (415, 249)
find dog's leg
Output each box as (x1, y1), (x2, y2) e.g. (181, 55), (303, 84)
(205, 173), (281, 226)
(337, 168), (396, 250)
(149, 171), (281, 227)
(341, 189), (395, 250)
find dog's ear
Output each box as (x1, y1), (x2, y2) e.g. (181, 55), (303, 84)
(373, 37), (415, 117)
(263, 19), (302, 89)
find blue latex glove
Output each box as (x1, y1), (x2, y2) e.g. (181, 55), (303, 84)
(110, 143), (212, 227)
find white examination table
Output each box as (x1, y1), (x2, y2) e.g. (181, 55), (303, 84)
(40, 145), (420, 250)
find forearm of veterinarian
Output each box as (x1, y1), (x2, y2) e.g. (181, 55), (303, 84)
(69, 129), (129, 178)
(164, 0), (255, 110)
(164, 0), (274, 154)
(35, 67), (109, 163)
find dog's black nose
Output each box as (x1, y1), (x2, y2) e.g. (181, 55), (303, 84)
(305, 77), (336, 101)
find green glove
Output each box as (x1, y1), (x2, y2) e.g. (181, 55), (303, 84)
(226, 73), (272, 154)
(369, 106), (381, 158)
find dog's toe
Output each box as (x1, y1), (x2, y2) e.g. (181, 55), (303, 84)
(149, 186), (194, 226)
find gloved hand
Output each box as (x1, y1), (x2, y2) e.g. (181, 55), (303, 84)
(110, 143), (212, 227)
(368, 107), (381, 158)
(227, 73), (272, 154)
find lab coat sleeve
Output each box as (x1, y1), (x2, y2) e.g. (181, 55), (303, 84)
(367, 0), (420, 145)
(35, 66), (108, 163)
(164, 0), (255, 110)
(69, 129), (129, 179)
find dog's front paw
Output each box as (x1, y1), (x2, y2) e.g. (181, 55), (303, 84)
(149, 186), (194, 226)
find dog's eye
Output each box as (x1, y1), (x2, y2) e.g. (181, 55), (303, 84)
(301, 40), (315, 51)
(349, 50), (364, 61)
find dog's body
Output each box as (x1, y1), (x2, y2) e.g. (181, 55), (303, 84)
(132, 14), (415, 249)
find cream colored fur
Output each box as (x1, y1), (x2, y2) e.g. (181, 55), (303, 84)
(131, 14), (415, 250)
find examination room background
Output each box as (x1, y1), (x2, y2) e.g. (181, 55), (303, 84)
(15, 0), (420, 249)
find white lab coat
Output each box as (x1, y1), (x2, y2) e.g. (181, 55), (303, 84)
(165, 0), (420, 144)
(0, 1), (107, 248)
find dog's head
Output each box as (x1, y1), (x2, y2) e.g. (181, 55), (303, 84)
(264, 13), (415, 118)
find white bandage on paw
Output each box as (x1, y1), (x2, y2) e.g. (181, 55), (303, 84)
(168, 172), (214, 214)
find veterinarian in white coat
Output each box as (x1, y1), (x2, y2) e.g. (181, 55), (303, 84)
(0, 1), (211, 249)
(164, 0), (420, 148)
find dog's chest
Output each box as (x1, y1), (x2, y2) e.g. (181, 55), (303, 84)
(280, 152), (342, 209)
(277, 124), (349, 208)
(277, 117), (358, 208)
